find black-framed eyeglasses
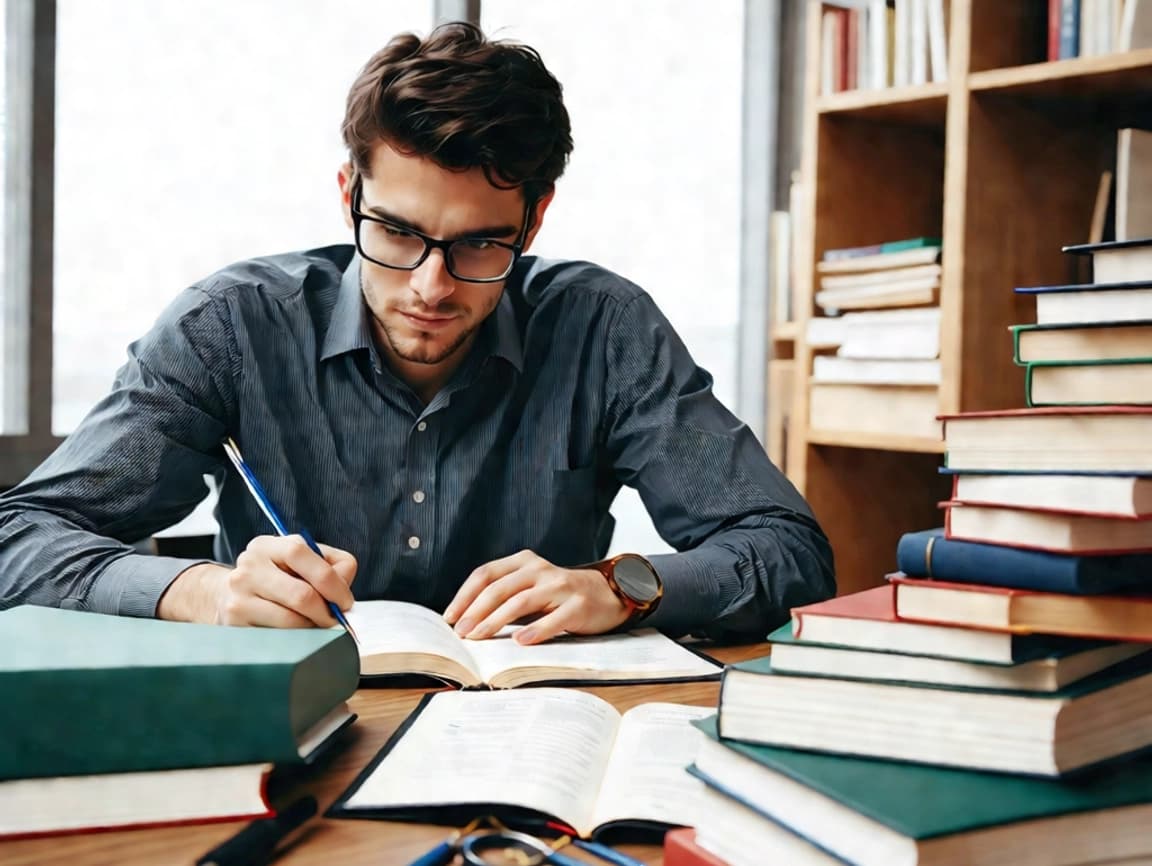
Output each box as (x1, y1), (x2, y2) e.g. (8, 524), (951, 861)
(350, 183), (530, 283)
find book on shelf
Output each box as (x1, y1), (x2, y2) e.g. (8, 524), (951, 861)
(818, 262), (942, 291)
(1116, 129), (1152, 241)
(715, 652), (1152, 776)
(343, 600), (720, 687)
(788, 585), (1094, 664)
(1026, 359), (1152, 406)
(0, 606), (359, 780)
(770, 209), (793, 324)
(898, 525), (1152, 590)
(1063, 237), (1152, 284)
(817, 246), (941, 275)
(0, 709), (353, 840)
(808, 383), (941, 440)
(890, 574), (1152, 643)
(690, 716), (1152, 866)
(821, 236), (941, 263)
(327, 688), (712, 840)
(945, 500), (1152, 554)
(1015, 279), (1152, 326)
(835, 307), (941, 359)
(690, 787), (845, 866)
(811, 356), (940, 386)
(941, 406), (1152, 473)
(1012, 321), (1152, 364)
(767, 619), (1145, 693)
(815, 280), (939, 313)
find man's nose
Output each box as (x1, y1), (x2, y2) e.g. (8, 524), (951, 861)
(409, 248), (456, 307)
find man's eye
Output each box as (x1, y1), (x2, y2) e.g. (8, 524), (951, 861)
(383, 225), (416, 239)
(460, 239), (495, 251)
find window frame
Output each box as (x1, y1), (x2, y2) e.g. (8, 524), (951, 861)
(1, 0), (61, 488)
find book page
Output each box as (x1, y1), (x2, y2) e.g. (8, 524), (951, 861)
(589, 702), (714, 831)
(467, 628), (721, 686)
(342, 688), (620, 835)
(344, 601), (479, 680)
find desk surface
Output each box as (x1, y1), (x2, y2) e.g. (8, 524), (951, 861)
(1, 642), (768, 866)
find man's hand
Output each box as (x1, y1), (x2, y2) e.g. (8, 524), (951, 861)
(157, 535), (357, 628)
(443, 549), (629, 645)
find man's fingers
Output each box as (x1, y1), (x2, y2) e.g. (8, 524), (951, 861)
(454, 569), (540, 636)
(235, 537), (348, 626)
(513, 605), (572, 646)
(217, 593), (317, 629)
(444, 549), (537, 623)
(318, 543), (358, 590)
(248, 535), (356, 612)
(461, 584), (550, 640)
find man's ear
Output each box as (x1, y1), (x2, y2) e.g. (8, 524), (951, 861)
(337, 162), (355, 230)
(522, 188), (556, 253)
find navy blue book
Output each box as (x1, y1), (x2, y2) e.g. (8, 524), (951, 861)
(896, 528), (1152, 595)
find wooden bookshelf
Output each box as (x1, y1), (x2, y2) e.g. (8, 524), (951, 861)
(783, 0), (1152, 596)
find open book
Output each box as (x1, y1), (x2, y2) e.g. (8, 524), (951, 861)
(345, 600), (721, 687)
(327, 688), (713, 839)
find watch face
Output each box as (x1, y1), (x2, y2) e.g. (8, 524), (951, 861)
(613, 556), (660, 603)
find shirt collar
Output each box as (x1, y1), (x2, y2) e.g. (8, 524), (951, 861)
(320, 254), (524, 374)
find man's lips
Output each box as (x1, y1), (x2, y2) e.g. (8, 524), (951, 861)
(401, 310), (458, 330)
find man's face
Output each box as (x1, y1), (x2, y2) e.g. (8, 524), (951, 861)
(340, 142), (548, 381)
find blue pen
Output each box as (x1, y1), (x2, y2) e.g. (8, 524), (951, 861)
(221, 436), (358, 643)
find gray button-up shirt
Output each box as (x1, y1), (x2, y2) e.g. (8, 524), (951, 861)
(0, 246), (834, 638)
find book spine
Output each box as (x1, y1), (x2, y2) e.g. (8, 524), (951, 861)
(1049, 0), (1063, 59)
(1059, 0), (1081, 58)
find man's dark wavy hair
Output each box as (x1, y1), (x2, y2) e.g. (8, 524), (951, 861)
(342, 22), (573, 206)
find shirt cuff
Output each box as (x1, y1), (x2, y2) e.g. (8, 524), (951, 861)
(87, 554), (213, 618)
(641, 551), (729, 635)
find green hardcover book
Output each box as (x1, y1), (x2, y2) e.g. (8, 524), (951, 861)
(1010, 321), (1152, 366)
(1024, 358), (1152, 407)
(691, 716), (1152, 866)
(0, 606), (359, 780)
(716, 653), (1152, 776)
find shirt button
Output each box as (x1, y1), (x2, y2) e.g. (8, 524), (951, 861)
(416, 421), (427, 432)
(407, 536), (421, 550)
(412, 490), (426, 504)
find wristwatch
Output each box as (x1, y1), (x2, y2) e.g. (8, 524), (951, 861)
(587, 553), (663, 629)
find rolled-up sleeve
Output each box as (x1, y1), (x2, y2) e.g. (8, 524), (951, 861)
(603, 293), (835, 640)
(0, 286), (237, 616)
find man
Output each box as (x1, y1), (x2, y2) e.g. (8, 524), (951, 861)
(0, 23), (833, 644)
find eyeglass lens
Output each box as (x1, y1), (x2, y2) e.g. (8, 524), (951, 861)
(357, 221), (515, 281)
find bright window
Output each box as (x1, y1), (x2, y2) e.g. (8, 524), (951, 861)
(53, 0), (432, 433)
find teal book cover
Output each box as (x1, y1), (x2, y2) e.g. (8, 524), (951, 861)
(0, 606), (359, 780)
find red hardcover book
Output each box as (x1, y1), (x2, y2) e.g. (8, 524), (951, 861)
(1048, 0), (1062, 59)
(664, 828), (731, 866)
(943, 500), (1152, 554)
(890, 574), (1152, 643)
(789, 585), (1076, 663)
(939, 405), (1152, 474)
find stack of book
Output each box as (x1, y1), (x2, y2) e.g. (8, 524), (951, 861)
(684, 239), (1152, 866)
(0, 606), (359, 839)
(807, 236), (943, 438)
(1048, 0), (1150, 61)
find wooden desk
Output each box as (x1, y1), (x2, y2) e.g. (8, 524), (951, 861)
(1, 643), (769, 866)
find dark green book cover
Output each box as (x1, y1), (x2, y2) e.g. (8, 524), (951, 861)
(694, 717), (1152, 839)
(1024, 359), (1152, 407)
(0, 606), (359, 780)
(1010, 321), (1152, 366)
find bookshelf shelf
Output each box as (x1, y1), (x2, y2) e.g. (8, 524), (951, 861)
(781, 0), (1152, 597)
(806, 430), (945, 454)
(969, 48), (1152, 97)
(816, 82), (950, 125)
